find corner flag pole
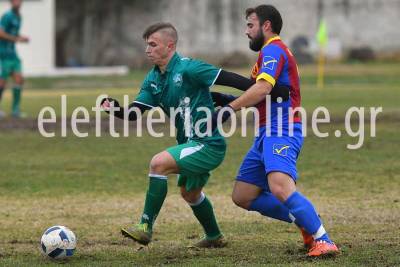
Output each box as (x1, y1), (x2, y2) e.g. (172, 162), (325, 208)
(317, 47), (325, 89)
(317, 19), (328, 89)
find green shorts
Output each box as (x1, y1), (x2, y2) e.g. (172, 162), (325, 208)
(166, 139), (226, 192)
(0, 57), (22, 79)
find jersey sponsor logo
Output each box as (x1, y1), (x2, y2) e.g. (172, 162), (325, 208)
(150, 82), (161, 94)
(262, 56), (277, 70)
(150, 83), (157, 89)
(273, 144), (290, 156)
(173, 73), (183, 87)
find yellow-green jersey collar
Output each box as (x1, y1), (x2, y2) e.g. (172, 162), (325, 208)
(262, 36), (281, 49)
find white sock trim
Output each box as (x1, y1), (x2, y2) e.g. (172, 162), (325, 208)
(188, 192), (205, 206)
(288, 213), (296, 223)
(149, 174), (168, 180)
(312, 225), (326, 239)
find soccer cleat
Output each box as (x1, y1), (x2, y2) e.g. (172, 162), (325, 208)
(121, 223), (152, 245)
(300, 228), (315, 249)
(189, 235), (227, 249)
(307, 240), (339, 257)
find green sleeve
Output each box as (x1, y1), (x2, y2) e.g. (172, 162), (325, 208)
(0, 13), (10, 31)
(186, 59), (221, 88)
(134, 79), (157, 108)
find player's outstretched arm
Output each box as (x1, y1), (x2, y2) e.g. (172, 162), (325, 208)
(229, 80), (273, 110)
(211, 92), (237, 107)
(100, 98), (151, 121)
(211, 80), (274, 130)
(214, 70), (289, 102)
(215, 70), (254, 91)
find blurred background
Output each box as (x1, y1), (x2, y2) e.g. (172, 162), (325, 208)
(1, 0), (399, 76)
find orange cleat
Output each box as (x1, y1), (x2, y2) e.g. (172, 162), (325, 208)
(307, 240), (339, 257)
(300, 228), (315, 249)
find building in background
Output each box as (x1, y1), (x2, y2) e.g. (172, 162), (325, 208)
(55, 0), (400, 68)
(0, 0), (127, 77)
(1, 0), (399, 76)
(0, 0), (54, 76)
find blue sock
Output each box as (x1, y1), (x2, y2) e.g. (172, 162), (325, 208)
(284, 191), (332, 243)
(249, 192), (294, 223)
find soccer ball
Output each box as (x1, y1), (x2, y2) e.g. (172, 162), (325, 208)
(40, 225), (76, 259)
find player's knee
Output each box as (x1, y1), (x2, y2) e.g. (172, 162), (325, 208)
(269, 185), (287, 202)
(181, 190), (202, 204)
(231, 192), (250, 210)
(149, 154), (168, 174)
(268, 172), (296, 201)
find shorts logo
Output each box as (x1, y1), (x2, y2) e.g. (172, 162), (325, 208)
(273, 144), (290, 156)
(262, 56), (277, 70)
(179, 144), (204, 159)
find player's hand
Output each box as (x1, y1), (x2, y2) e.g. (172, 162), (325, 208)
(100, 97), (120, 111)
(17, 36), (29, 43)
(211, 92), (237, 107)
(211, 105), (234, 131)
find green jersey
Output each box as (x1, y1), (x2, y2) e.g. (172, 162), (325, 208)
(136, 52), (223, 144)
(0, 10), (21, 59)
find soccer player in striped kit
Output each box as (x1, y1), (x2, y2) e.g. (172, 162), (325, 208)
(213, 5), (339, 257)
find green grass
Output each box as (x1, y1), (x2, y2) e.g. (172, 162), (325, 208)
(0, 63), (399, 119)
(0, 63), (399, 266)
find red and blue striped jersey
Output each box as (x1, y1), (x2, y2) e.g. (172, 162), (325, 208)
(250, 36), (302, 127)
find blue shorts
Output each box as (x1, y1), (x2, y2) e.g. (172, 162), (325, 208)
(236, 123), (303, 192)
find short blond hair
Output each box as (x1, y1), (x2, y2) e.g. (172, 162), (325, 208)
(142, 22), (178, 44)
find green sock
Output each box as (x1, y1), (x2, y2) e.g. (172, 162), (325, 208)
(0, 87), (4, 102)
(12, 86), (22, 115)
(190, 193), (222, 240)
(140, 175), (168, 231)
(0, 87), (4, 110)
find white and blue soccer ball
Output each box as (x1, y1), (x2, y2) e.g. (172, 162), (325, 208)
(40, 225), (76, 259)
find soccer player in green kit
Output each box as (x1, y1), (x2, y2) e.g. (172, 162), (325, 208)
(0, 0), (29, 118)
(103, 22), (229, 248)
(100, 22), (284, 248)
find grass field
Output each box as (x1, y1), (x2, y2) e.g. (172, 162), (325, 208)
(0, 63), (399, 266)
